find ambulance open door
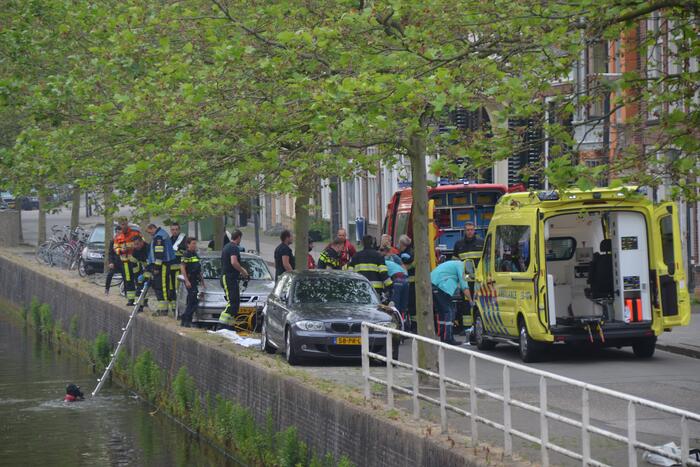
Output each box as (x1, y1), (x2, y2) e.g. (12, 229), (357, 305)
(652, 203), (691, 328)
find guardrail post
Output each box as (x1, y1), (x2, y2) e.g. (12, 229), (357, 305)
(582, 388), (590, 466)
(361, 323), (370, 400)
(438, 345), (448, 434)
(386, 330), (394, 409)
(681, 415), (689, 467)
(470, 354), (478, 446)
(627, 401), (637, 467)
(503, 366), (512, 457)
(540, 376), (549, 467)
(411, 338), (420, 419)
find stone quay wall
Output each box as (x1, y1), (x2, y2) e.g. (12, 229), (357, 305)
(0, 252), (499, 467)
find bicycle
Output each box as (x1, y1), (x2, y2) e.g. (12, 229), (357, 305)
(35, 225), (70, 266)
(49, 226), (88, 270)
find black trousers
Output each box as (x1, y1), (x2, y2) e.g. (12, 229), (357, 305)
(152, 264), (169, 313)
(219, 273), (240, 326)
(168, 264), (179, 303)
(181, 285), (199, 324)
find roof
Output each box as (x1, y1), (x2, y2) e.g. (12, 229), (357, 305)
(497, 186), (650, 210)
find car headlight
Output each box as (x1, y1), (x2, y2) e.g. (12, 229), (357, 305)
(377, 321), (398, 329)
(295, 320), (325, 332)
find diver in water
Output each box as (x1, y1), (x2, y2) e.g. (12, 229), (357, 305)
(64, 384), (84, 402)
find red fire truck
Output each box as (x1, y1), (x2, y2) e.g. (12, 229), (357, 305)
(383, 182), (518, 257)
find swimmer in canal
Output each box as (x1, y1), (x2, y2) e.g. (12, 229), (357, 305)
(64, 384), (84, 402)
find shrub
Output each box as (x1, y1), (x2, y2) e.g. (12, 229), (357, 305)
(171, 367), (196, 419)
(30, 298), (41, 328)
(309, 218), (330, 242)
(92, 332), (111, 371)
(277, 426), (308, 467)
(38, 304), (53, 336)
(132, 351), (162, 402)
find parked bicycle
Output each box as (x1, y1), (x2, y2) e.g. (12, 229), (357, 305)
(36, 225), (89, 269)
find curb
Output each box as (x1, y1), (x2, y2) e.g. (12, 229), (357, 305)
(657, 343), (700, 359)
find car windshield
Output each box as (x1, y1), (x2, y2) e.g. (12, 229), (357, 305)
(89, 225), (105, 244)
(293, 277), (377, 304)
(201, 257), (272, 280)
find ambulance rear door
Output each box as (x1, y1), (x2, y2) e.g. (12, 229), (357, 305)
(652, 203), (690, 328)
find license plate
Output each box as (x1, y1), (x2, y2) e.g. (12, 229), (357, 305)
(335, 337), (361, 345)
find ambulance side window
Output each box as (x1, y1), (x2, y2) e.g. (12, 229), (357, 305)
(495, 225), (531, 273)
(660, 216), (675, 275)
(482, 235), (492, 273)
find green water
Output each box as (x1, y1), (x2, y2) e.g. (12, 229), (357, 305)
(0, 310), (238, 467)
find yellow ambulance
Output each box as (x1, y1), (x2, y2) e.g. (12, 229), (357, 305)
(471, 187), (690, 362)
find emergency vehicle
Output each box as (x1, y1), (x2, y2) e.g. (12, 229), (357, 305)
(383, 182), (509, 257)
(470, 187), (691, 362)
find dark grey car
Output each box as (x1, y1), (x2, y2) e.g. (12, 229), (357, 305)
(261, 270), (401, 365)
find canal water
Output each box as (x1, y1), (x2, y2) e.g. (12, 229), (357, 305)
(0, 310), (238, 467)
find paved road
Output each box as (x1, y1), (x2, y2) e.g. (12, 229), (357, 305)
(20, 205), (139, 246)
(303, 339), (700, 466)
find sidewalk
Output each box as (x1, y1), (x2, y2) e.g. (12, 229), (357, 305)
(238, 226), (323, 268)
(657, 304), (700, 358)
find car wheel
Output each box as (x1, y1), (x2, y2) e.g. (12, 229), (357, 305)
(632, 336), (656, 359)
(285, 327), (301, 365)
(519, 319), (543, 363)
(474, 312), (495, 350)
(261, 316), (276, 354)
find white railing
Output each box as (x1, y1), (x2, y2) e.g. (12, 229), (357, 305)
(361, 323), (700, 467)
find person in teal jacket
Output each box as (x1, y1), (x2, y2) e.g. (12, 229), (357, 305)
(431, 259), (471, 344)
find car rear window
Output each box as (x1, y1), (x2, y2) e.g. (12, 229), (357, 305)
(293, 277), (377, 304)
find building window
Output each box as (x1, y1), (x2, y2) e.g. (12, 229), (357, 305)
(584, 159), (608, 187)
(367, 174), (378, 224)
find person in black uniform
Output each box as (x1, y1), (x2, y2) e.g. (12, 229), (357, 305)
(317, 237), (344, 270)
(452, 222), (484, 260)
(169, 223), (187, 314)
(274, 229), (295, 280)
(348, 235), (392, 299)
(179, 237), (204, 327)
(132, 236), (150, 311)
(104, 226), (121, 295)
(218, 230), (249, 330)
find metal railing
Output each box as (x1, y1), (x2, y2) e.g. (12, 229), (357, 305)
(361, 323), (700, 467)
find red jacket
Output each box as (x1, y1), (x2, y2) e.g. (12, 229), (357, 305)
(340, 240), (356, 266)
(307, 254), (315, 270)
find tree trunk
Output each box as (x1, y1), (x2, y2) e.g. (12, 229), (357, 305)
(17, 206), (23, 244)
(294, 190), (310, 271)
(70, 186), (80, 231)
(103, 185), (114, 273)
(408, 130), (438, 372)
(213, 215), (225, 251)
(37, 193), (48, 245)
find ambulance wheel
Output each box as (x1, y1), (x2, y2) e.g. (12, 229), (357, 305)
(632, 336), (656, 359)
(519, 319), (542, 363)
(474, 313), (495, 350)
(261, 316), (276, 354)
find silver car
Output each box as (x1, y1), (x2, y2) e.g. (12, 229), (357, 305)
(175, 251), (274, 327)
